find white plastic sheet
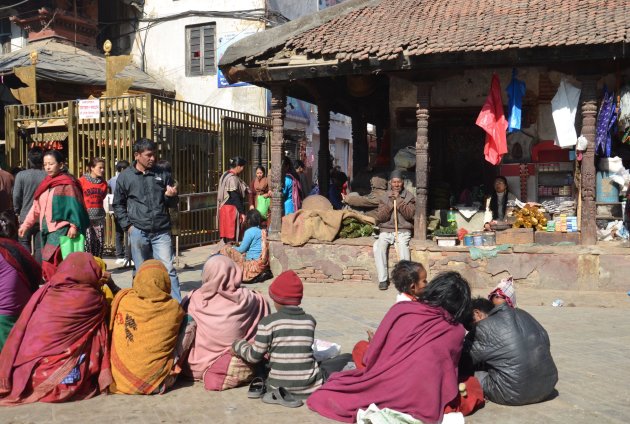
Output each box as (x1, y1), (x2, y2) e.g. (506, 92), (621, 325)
(551, 79), (581, 148)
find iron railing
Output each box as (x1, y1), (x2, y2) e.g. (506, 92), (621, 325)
(5, 94), (271, 250)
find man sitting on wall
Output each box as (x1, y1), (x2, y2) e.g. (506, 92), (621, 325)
(372, 170), (415, 290)
(466, 296), (558, 406)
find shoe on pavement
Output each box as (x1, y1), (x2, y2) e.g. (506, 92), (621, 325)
(115, 258), (125, 265)
(378, 281), (389, 290)
(261, 387), (303, 408)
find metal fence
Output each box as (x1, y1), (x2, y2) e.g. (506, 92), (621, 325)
(4, 94), (271, 250)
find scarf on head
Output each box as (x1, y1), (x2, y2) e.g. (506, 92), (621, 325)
(109, 260), (183, 394)
(307, 302), (464, 423)
(0, 238), (41, 294)
(186, 255), (269, 379)
(0, 252), (111, 404)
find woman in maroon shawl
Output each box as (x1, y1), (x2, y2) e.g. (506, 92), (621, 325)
(0, 252), (112, 405)
(0, 211), (42, 351)
(307, 272), (472, 424)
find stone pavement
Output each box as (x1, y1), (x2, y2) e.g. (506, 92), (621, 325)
(1, 245), (629, 424)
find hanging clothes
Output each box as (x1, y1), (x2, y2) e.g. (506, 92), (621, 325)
(595, 88), (617, 158)
(476, 74), (508, 166)
(619, 85), (630, 131)
(506, 69), (526, 133)
(551, 79), (581, 148)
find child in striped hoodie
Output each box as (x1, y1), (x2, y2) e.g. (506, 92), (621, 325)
(232, 270), (323, 399)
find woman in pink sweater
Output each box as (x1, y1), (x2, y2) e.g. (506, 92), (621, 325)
(18, 150), (89, 280)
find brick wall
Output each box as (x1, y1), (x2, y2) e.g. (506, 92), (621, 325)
(270, 238), (630, 292)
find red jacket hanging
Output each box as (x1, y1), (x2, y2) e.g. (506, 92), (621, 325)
(476, 74), (508, 165)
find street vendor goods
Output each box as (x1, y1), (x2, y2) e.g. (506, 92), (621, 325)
(512, 205), (548, 231)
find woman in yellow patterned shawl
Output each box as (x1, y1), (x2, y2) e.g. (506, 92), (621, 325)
(109, 260), (184, 394)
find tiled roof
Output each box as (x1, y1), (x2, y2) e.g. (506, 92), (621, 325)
(223, 0), (630, 67)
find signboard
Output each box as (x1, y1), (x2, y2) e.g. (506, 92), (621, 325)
(319, 0), (345, 10)
(217, 31), (257, 88)
(78, 99), (100, 120)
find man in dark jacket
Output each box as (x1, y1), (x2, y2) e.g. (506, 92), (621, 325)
(372, 170), (415, 290)
(468, 297), (558, 405)
(113, 138), (181, 302)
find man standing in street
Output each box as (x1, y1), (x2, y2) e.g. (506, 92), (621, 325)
(12, 147), (46, 262)
(113, 139), (181, 302)
(108, 160), (130, 265)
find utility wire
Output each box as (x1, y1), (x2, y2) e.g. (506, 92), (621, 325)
(0, 0), (29, 11)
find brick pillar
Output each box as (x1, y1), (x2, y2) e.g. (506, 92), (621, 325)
(414, 82), (431, 240)
(352, 113), (368, 175)
(318, 102), (330, 197)
(269, 84), (286, 236)
(579, 76), (598, 245)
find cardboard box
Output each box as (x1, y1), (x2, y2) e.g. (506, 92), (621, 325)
(534, 231), (580, 245)
(495, 228), (534, 244)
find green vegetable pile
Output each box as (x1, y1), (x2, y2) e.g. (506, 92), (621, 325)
(339, 217), (374, 238)
(432, 224), (458, 236)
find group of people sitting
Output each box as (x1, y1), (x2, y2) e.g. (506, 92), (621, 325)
(0, 204), (558, 424)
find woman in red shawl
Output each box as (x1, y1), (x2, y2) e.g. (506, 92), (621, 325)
(0, 211), (42, 351)
(307, 272), (472, 424)
(17, 150), (89, 281)
(0, 252), (112, 405)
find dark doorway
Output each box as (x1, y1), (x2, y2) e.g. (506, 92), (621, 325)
(428, 108), (498, 209)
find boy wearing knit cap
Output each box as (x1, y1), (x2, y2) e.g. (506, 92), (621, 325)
(232, 270), (323, 398)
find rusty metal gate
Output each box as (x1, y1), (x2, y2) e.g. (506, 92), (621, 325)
(4, 94), (270, 250)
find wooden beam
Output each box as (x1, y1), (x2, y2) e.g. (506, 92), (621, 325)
(269, 84), (286, 237)
(351, 112), (369, 175)
(579, 76), (598, 245)
(414, 82), (431, 241)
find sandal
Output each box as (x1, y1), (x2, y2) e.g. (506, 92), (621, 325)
(247, 377), (266, 399)
(261, 387), (303, 408)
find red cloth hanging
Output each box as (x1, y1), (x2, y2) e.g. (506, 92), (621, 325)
(476, 74), (508, 165)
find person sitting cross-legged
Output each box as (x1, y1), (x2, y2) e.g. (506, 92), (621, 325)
(109, 260), (185, 395)
(220, 209), (272, 283)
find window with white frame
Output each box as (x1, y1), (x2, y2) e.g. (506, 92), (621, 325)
(185, 23), (216, 77)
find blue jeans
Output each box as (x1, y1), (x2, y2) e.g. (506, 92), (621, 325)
(129, 227), (181, 302)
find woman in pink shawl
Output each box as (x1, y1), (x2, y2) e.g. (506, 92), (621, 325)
(307, 272), (472, 423)
(0, 252), (112, 405)
(184, 255), (269, 390)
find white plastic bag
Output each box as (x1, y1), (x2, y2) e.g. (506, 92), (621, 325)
(576, 135), (588, 151)
(393, 146), (416, 170)
(312, 339), (341, 362)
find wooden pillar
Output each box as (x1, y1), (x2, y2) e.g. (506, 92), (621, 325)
(414, 83), (431, 240)
(352, 113), (368, 175)
(579, 76), (598, 245)
(318, 102), (331, 197)
(269, 84), (286, 237)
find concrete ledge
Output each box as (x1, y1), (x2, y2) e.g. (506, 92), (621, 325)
(270, 237), (630, 292)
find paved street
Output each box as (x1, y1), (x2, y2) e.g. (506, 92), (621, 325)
(1, 245), (629, 423)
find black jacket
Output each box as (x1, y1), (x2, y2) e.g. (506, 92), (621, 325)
(469, 303), (558, 405)
(113, 162), (178, 233)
